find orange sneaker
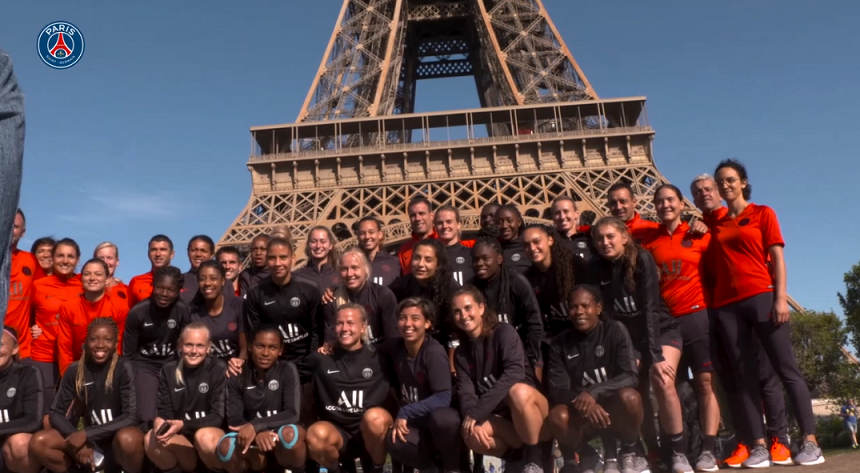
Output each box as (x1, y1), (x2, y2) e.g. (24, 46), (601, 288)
(770, 437), (793, 466)
(724, 443), (750, 469)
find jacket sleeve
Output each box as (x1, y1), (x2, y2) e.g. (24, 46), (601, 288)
(244, 289), (261, 336)
(114, 304), (129, 356)
(585, 323), (639, 401)
(2, 365), (44, 435)
(511, 273), (545, 368)
(322, 302), (336, 345)
(49, 367), (79, 438)
(121, 309), (140, 359)
(636, 249), (665, 363)
(454, 347), (478, 419)
(396, 343), (452, 420)
(156, 365), (175, 420)
(84, 361), (139, 442)
(547, 338), (576, 406)
(251, 362), (301, 431)
(181, 363), (226, 435)
(57, 305), (76, 377)
(226, 376), (246, 428)
(307, 286), (321, 353)
(470, 325), (526, 423)
(378, 286), (400, 342)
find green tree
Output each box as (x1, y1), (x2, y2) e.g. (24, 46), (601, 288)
(790, 310), (860, 401)
(838, 262), (860, 353)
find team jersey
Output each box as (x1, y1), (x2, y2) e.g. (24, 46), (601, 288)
(640, 222), (710, 316)
(587, 248), (677, 364)
(0, 362), (44, 436)
(244, 277), (322, 381)
(308, 345), (390, 432)
(626, 212), (660, 244)
(50, 358), (138, 444)
(180, 269), (235, 305)
(546, 319), (639, 406)
(239, 266), (270, 298)
(398, 231), (438, 275)
(446, 242), (474, 286)
(369, 250), (400, 287)
(499, 237), (531, 274)
(184, 296), (245, 359)
(128, 271), (154, 308)
(702, 206), (728, 229)
(293, 263), (340, 294)
(322, 283), (398, 345)
(6, 249), (43, 358)
(523, 263), (571, 337)
(226, 359), (301, 430)
(107, 282), (131, 310)
(378, 337), (451, 421)
(31, 274), (83, 363)
(454, 323), (529, 423)
(58, 292), (130, 375)
(467, 270), (544, 368)
(706, 204), (784, 308)
(122, 299), (189, 369)
(157, 357), (226, 436)
(556, 231), (595, 264)
(388, 274), (461, 348)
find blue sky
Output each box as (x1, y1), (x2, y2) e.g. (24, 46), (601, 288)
(1, 0), (857, 315)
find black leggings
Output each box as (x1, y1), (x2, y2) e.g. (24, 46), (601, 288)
(714, 292), (815, 440)
(132, 362), (160, 428)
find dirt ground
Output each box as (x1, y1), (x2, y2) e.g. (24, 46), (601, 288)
(799, 449), (860, 473)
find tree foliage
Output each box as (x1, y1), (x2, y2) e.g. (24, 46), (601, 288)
(790, 310), (860, 401)
(838, 262), (860, 353)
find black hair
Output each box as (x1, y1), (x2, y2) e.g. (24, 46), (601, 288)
(397, 296), (437, 329)
(408, 195), (433, 213)
(412, 239), (455, 328)
(607, 182), (635, 199)
(495, 204), (524, 241)
(30, 237), (56, 257)
(81, 257), (110, 275)
(2, 326), (18, 345)
(215, 245), (241, 260)
(357, 216), (384, 232)
(522, 224), (577, 304)
(654, 183), (684, 202)
(568, 284), (604, 306)
(244, 324), (284, 382)
(149, 234), (174, 251)
(53, 238), (81, 258)
(472, 235), (513, 319)
(197, 260), (226, 278)
(76, 318), (120, 402)
(188, 235), (215, 253)
(153, 265), (184, 290)
(715, 159), (752, 200)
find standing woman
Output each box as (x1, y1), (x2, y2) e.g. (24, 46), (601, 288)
(641, 184), (721, 471)
(30, 237), (55, 277)
(305, 304), (392, 473)
(294, 226), (341, 292)
(57, 258), (129, 376)
(381, 298), (457, 472)
(30, 238), (82, 409)
(29, 318), (145, 473)
(94, 242), (130, 307)
(708, 159), (822, 467)
(0, 327), (45, 473)
(433, 205), (475, 285)
(185, 260), (246, 375)
(589, 217), (690, 473)
(356, 216), (400, 287)
(123, 265), (189, 428)
(447, 286), (550, 470)
(144, 323), (226, 472)
(495, 205), (531, 274)
(216, 325), (306, 473)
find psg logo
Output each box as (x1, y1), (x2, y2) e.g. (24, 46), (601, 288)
(268, 380), (280, 391)
(167, 319), (177, 329)
(37, 21), (85, 69)
(7, 388), (15, 397)
(290, 297), (300, 307)
(595, 345), (605, 357)
(681, 239), (693, 248)
(511, 253), (522, 262)
(362, 368), (373, 378)
(199, 382), (209, 393)
(456, 257), (465, 264)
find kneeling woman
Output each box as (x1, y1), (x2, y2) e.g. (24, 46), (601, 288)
(0, 327), (45, 473)
(547, 285), (648, 473)
(30, 318), (144, 473)
(145, 323), (226, 472)
(450, 286), (550, 470)
(380, 297), (456, 472)
(216, 325), (307, 473)
(306, 303), (392, 473)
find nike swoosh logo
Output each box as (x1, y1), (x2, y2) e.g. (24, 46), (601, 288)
(600, 281), (611, 286)
(246, 386), (256, 390)
(84, 382), (94, 386)
(568, 354), (580, 359)
(264, 301), (276, 306)
(174, 387), (185, 392)
(327, 369), (340, 374)
(144, 322), (154, 327)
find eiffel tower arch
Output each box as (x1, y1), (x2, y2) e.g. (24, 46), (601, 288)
(218, 0), (687, 268)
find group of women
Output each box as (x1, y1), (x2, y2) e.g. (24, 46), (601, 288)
(1, 159), (824, 473)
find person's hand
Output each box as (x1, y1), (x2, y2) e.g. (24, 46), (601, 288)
(573, 391), (596, 416)
(230, 424), (258, 454)
(687, 220), (709, 236)
(585, 404), (611, 429)
(322, 287), (336, 304)
(65, 430), (88, 452)
(773, 297), (790, 325)
(650, 361), (676, 386)
(391, 418), (409, 444)
(75, 446), (95, 471)
(156, 420), (184, 446)
(461, 416), (476, 438)
(226, 358), (245, 377)
(471, 422), (494, 450)
(31, 324), (43, 339)
(317, 342), (333, 355)
(255, 430), (279, 452)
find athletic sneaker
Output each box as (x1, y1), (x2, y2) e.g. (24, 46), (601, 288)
(521, 463), (544, 473)
(670, 453), (693, 473)
(620, 452), (651, 473)
(793, 441), (824, 466)
(579, 452), (603, 473)
(769, 438), (792, 466)
(603, 458), (621, 473)
(740, 445), (771, 469)
(693, 451), (718, 472)
(722, 443), (749, 469)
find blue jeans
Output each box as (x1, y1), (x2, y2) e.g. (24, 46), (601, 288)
(0, 49), (26, 325)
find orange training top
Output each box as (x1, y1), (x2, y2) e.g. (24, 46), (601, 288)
(641, 222), (711, 317)
(107, 282), (131, 310)
(707, 204), (784, 308)
(127, 272), (153, 308)
(397, 231), (438, 275)
(6, 249), (45, 358)
(57, 292), (129, 375)
(626, 212), (660, 244)
(30, 274), (83, 363)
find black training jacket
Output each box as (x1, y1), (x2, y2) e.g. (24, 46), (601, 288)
(0, 362), (44, 436)
(157, 356), (227, 436)
(226, 359), (301, 431)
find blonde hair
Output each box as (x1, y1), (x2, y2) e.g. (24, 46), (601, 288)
(269, 226), (292, 244)
(334, 248), (373, 307)
(590, 217), (639, 292)
(76, 318), (120, 404)
(335, 303), (372, 348)
(93, 241), (119, 259)
(305, 226), (340, 266)
(175, 322), (211, 387)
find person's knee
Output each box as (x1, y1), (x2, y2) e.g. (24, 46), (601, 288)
(194, 428), (222, 451)
(361, 408), (392, 435)
(549, 405), (569, 433)
(617, 388), (642, 413)
(28, 430), (52, 456)
(695, 372), (715, 395)
(306, 423), (334, 452)
(5, 433), (30, 462)
(507, 383), (534, 408)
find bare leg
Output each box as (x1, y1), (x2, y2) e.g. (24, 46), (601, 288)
(3, 433), (39, 473)
(27, 429), (70, 473)
(306, 421), (345, 469)
(464, 415), (523, 458)
(194, 427), (226, 471)
(272, 424), (308, 469)
(693, 372), (720, 438)
(144, 423), (198, 472)
(507, 382), (551, 445)
(113, 426), (145, 473)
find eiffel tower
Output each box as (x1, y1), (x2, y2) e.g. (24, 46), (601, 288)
(218, 0), (683, 267)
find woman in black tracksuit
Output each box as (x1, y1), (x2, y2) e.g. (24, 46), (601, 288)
(216, 325), (306, 473)
(30, 318), (144, 473)
(305, 303), (391, 473)
(379, 297), (457, 472)
(442, 286), (550, 470)
(495, 205), (531, 274)
(547, 285), (647, 473)
(0, 327), (44, 473)
(145, 323), (226, 472)
(123, 265), (189, 428)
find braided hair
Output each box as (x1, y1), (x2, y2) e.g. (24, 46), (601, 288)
(523, 224), (578, 305)
(75, 317), (120, 403)
(153, 265), (184, 290)
(472, 235), (513, 320)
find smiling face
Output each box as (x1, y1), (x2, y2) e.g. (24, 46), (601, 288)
(335, 308), (367, 350)
(408, 202), (433, 237)
(552, 200), (579, 236)
(180, 328), (210, 368)
(81, 261), (108, 295)
(472, 243), (502, 280)
(357, 220), (383, 253)
(339, 252), (368, 291)
(308, 229), (333, 263)
(95, 246), (119, 278)
(434, 209), (461, 245)
(593, 223), (629, 261)
(398, 305), (430, 343)
(452, 293), (485, 339)
(87, 325), (117, 365)
(410, 245), (438, 282)
(197, 265), (225, 302)
(523, 227), (553, 268)
(188, 239), (213, 271)
(654, 187), (685, 224)
(52, 243), (79, 278)
(495, 207), (521, 242)
(35, 244), (53, 273)
(217, 252), (240, 282)
(716, 167), (748, 204)
(0, 332), (19, 371)
(148, 240), (174, 270)
(152, 275), (181, 309)
(568, 288), (602, 333)
(607, 188), (636, 222)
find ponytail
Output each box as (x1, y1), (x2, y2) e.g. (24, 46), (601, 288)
(175, 322), (211, 387)
(76, 318), (120, 403)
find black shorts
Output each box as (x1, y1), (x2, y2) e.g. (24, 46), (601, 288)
(659, 326), (683, 352)
(332, 423), (366, 457)
(677, 309), (714, 373)
(300, 381), (316, 427)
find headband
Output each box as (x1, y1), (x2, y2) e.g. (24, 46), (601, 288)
(2, 329), (17, 344)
